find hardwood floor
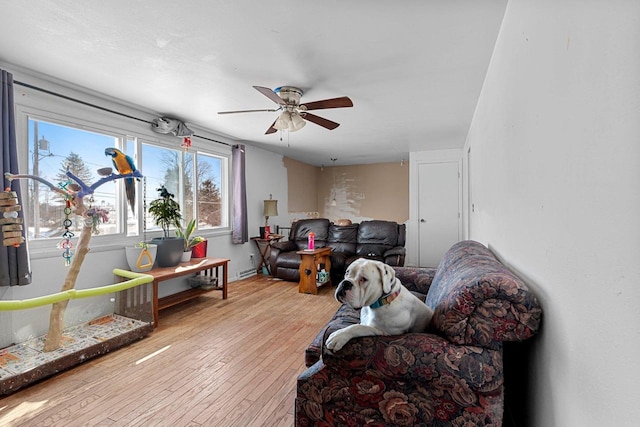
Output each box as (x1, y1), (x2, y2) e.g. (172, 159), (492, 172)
(0, 275), (340, 426)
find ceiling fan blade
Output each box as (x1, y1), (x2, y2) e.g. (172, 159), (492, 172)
(253, 86), (286, 106)
(265, 120), (278, 134)
(301, 96), (353, 111)
(218, 108), (280, 115)
(303, 113), (340, 130)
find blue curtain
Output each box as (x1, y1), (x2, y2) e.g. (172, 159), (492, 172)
(231, 144), (248, 244)
(1, 69), (31, 286)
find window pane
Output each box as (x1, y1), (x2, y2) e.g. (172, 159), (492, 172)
(197, 152), (225, 228)
(141, 143), (185, 234)
(125, 137), (139, 237)
(27, 118), (120, 239)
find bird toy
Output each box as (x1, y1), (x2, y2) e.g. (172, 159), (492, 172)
(58, 197), (75, 266)
(0, 187), (25, 247)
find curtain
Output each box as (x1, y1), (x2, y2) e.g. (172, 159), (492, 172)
(231, 144), (248, 244)
(1, 69), (31, 286)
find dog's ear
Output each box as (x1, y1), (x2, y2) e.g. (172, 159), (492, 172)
(378, 262), (396, 294)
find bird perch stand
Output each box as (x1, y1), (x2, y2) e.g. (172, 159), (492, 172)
(4, 166), (142, 352)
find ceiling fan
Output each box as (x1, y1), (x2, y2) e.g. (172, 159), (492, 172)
(218, 86), (353, 134)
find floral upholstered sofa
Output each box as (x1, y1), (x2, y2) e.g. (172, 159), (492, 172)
(295, 240), (542, 426)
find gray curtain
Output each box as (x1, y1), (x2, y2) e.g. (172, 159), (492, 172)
(231, 144), (248, 244)
(1, 69), (31, 285)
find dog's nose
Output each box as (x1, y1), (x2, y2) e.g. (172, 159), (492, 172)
(335, 280), (353, 303)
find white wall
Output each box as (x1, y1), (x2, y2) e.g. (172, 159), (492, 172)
(465, 1), (640, 426)
(0, 67), (289, 347)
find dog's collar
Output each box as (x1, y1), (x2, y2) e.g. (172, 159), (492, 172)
(369, 288), (400, 309)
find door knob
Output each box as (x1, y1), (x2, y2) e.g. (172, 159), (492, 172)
(420, 219), (426, 223)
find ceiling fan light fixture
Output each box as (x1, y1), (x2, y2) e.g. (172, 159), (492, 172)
(219, 85), (353, 134)
(289, 113), (306, 132)
(273, 111), (292, 130)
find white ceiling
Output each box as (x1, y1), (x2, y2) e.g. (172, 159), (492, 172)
(0, 0), (506, 166)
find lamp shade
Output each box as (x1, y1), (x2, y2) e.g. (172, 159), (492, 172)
(289, 113), (306, 132)
(273, 112), (292, 130)
(263, 199), (278, 217)
(273, 111), (306, 132)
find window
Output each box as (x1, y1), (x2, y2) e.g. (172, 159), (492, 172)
(27, 118), (121, 239)
(20, 104), (229, 251)
(139, 143), (227, 235)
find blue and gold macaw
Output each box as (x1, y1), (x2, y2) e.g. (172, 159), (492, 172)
(105, 147), (139, 213)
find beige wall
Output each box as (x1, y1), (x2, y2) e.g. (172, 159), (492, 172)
(283, 157), (317, 212)
(284, 157), (408, 225)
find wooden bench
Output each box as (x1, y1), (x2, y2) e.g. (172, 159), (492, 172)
(115, 257), (229, 327)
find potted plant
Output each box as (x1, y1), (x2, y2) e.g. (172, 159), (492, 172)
(148, 185), (184, 267)
(125, 241), (158, 272)
(176, 218), (205, 262)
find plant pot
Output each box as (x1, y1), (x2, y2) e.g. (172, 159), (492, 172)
(125, 244), (157, 272)
(191, 240), (208, 258)
(151, 237), (185, 268)
(181, 251), (192, 263)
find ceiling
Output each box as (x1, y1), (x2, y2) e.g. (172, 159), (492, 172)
(0, 0), (506, 166)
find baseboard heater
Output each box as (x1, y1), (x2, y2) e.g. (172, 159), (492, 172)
(238, 268), (255, 279)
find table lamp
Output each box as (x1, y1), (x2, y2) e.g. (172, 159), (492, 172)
(263, 195), (278, 238)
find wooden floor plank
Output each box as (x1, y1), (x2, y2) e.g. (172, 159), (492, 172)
(0, 275), (338, 427)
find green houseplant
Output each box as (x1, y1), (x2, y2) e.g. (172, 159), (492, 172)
(175, 218), (205, 262)
(148, 185), (182, 237)
(176, 218), (205, 251)
(148, 185), (184, 267)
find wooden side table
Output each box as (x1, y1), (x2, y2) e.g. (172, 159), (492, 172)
(251, 235), (283, 274)
(296, 247), (332, 295)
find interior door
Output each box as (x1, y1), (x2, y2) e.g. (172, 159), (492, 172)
(418, 161), (460, 267)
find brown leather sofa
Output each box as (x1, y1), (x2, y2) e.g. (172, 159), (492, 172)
(269, 218), (406, 283)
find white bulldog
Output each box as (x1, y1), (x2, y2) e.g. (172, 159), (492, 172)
(325, 258), (433, 352)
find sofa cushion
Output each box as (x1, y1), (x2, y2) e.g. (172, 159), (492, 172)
(355, 220), (399, 257)
(393, 266), (436, 295)
(290, 218), (330, 250)
(327, 224), (358, 254)
(426, 241), (542, 349)
(299, 334), (504, 426)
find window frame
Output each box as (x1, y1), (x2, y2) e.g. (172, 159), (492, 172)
(14, 86), (232, 258)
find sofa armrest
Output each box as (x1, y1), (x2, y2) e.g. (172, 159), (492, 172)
(305, 304), (360, 367)
(383, 246), (405, 258)
(382, 246), (406, 266)
(268, 240), (299, 277)
(427, 259), (543, 349)
(270, 240), (297, 252)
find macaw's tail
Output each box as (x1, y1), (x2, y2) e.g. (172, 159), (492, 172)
(125, 177), (135, 213)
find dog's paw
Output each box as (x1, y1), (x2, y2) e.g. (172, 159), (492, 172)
(325, 329), (352, 352)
